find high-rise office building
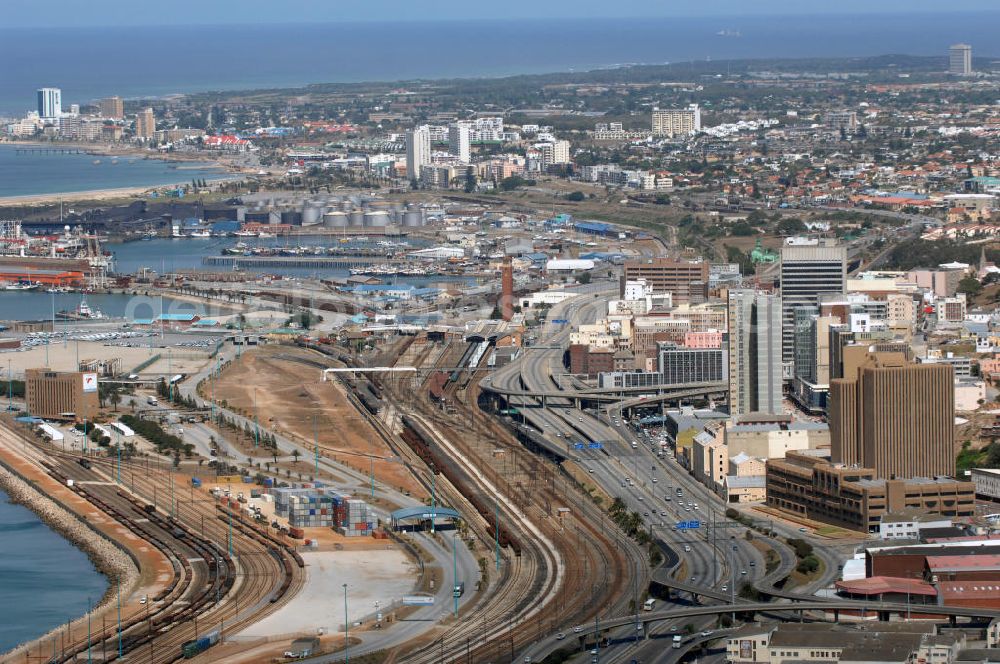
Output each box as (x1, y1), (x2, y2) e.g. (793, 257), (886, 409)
(99, 96), (124, 120)
(829, 351), (955, 479)
(779, 242), (846, 367)
(623, 258), (709, 304)
(405, 127), (431, 182)
(651, 104), (701, 137)
(135, 107), (156, 140)
(36, 88), (62, 119)
(949, 43), (973, 76)
(728, 290), (782, 416)
(448, 123), (471, 163)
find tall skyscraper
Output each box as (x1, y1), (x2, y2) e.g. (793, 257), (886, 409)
(779, 242), (846, 367)
(829, 351), (955, 479)
(36, 88), (62, 119)
(728, 290), (782, 416)
(405, 127), (431, 182)
(448, 123), (471, 163)
(949, 43), (973, 76)
(135, 107), (156, 140)
(99, 96), (125, 120)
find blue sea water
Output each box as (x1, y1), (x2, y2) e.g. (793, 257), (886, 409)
(0, 488), (108, 654)
(0, 145), (229, 199)
(0, 13), (997, 115)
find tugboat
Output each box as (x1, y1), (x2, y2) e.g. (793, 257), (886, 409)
(56, 297), (106, 320)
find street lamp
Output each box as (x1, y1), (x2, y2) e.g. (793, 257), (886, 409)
(343, 583), (349, 664)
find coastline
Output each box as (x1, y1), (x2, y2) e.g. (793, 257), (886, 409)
(0, 139), (262, 207)
(0, 457), (138, 659)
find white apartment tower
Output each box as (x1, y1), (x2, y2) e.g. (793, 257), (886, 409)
(949, 43), (972, 76)
(448, 123), (471, 163)
(36, 88), (62, 119)
(651, 104), (701, 137)
(728, 289), (783, 416)
(406, 126), (431, 180)
(405, 127), (432, 182)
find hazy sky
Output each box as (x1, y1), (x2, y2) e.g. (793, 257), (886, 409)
(4, 0), (999, 27)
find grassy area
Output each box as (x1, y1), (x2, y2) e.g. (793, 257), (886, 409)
(787, 556), (826, 590)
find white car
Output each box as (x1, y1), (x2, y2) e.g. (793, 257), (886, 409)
(556, 632), (566, 640)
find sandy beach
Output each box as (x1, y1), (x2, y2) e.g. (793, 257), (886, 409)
(0, 139), (268, 207)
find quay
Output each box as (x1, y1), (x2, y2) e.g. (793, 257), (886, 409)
(203, 255), (405, 268)
(14, 147), (87, 155)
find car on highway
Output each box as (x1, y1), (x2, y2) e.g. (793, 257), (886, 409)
(750, 561), (756, 567)
(644, 512), (649, 517)
(741, 569), (747, 575)
(721, 585), (728, 591)
(683, 545), (691, 552)
(652, 478), (658, 483)
(556, 633), (565, 640)
(660, 511), (668, 516)
(574, 627), (583, 633)
(669, 626), (678, 632)
(701, 630), (714, 637)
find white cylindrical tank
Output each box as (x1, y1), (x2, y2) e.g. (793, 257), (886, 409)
(364, 211), (390, 227)
(349, 210), (365, 227)
(403, 211), (423, 227)
(323, 211), (348, 228)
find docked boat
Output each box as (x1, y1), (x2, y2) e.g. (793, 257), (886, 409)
(4, 282), (38, 291)
(56, 297), (106, 320)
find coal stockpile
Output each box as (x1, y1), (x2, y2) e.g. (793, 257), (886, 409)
(399, 415), (521, 556)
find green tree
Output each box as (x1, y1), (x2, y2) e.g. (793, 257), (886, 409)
(958, 276), (982, 296)
(566, 191), (585, 202)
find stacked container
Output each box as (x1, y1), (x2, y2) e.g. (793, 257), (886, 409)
(287, 492), (338, 528)
(337, 498), (378, 537)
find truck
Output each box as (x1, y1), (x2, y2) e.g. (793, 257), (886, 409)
(453, 582), (465, 598)
(146, 396), (158, 406)
(672, 635), (682, 649)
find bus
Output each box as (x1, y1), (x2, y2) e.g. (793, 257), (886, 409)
(672, 635), (683, 649)
(643, 598), (655, 612)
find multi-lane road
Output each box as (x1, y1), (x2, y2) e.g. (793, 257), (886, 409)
(485, 287), (848, 663)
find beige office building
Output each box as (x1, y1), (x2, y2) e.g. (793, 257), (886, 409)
(135, 107), (156, 140)
(99, 96), (124, 120)
(25, 369), (99, 421)
(829, 351), (955, 479)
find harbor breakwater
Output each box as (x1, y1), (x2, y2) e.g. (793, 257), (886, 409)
(0, 454), (139, 658)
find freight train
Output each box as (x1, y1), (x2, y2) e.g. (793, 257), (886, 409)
(399, 415), (522, 556)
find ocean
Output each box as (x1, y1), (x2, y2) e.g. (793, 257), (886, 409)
(0, 488), (108, 654)
(0, 13), (998, 115)
(0, 145), (229, 199)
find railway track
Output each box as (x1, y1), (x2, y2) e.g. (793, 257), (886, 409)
(11, 438), (303, 664)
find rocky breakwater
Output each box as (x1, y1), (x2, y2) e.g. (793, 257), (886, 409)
(0, 462), (139, 658)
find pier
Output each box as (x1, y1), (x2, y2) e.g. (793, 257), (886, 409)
(14, 148), (88, 155)
(203, 255), (405, 269)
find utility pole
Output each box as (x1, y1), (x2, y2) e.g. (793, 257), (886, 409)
(453, 533), (459, 617)
(343, 583), (350, 664)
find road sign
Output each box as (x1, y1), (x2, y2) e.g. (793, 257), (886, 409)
(676, 520), (701, 530)
(588, 442), (603, 449)
(552, 319), (569, 324)
(573, 443), (586, 450)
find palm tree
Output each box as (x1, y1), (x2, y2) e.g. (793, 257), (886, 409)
(109, 390), (121, 412)
(292, 449), (301, 465)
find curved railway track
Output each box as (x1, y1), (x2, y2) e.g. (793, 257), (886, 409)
(16, 442), (303, 664)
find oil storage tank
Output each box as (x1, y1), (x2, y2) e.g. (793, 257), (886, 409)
(364, 210), (391, 227)
(348, 210), (365, 227)
(322, 211), (348, 228)
(402, 210), (424, 227)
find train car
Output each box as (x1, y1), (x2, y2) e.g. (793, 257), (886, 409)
(181, 630), (219, 659)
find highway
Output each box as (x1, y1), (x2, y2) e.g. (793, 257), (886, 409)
(485, 286), (857, 664)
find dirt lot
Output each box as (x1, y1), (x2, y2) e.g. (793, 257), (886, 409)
(213, 347), (426, 498)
